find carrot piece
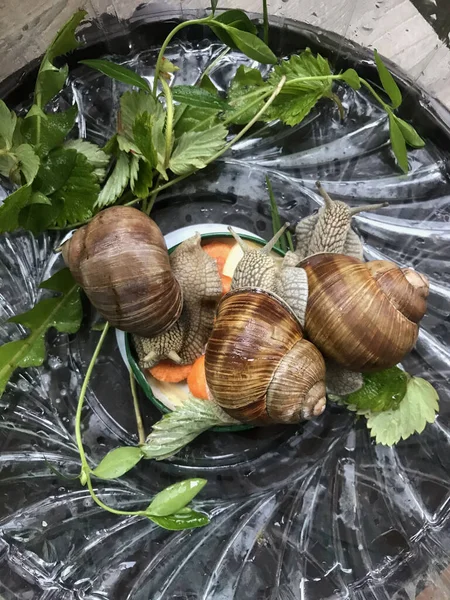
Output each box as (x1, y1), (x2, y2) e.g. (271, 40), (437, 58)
(149, 360), (193, 383)
(221, 274), (232, 295)
(202, 241), (232, 275)
(187, 355), (209, 400)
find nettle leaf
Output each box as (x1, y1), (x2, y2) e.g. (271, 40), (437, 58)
(133, 112), (157, 166)
(388, 112), (408, 173)
(92, 446), (144, 479)
(146, 478), (207, 517)
(0, 269), (82, 396)
(46, 10), (86, 62)
(366, 377), (439, 446)
(341, 68), (361, 90)
(52, 151), (100, 225)
(0, 99), (17, 150)
(15, 144), (40, 184)
(119, 91), (157, 136)
(148, 508), (209, 530)
(227, 65), (268, 124)
(64, 139), (110, 181)
(0, 184), (32, 233)
(345, 367), (408, 413)
(169, 124), (228, 175)
(394, 117), (425, 148)
(18, 191), (55, 235)
(131, 159), (154, 198)
(174, 104), (218, 137)
(374, 49), (402, 109)
(35, 147), (76, 195)
(80, 59), (151, 93)
(117, 134), (142, 155)
(22, 106), (77, 156)
(172, 85), (228, 110)
(210, 9), (258, 50)
(96, 152), (130, 208)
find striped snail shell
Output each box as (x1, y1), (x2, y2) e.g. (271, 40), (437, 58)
(62, 206), (182, 337)
(299, 253), (429, 372)
(205, 289), (326, 425)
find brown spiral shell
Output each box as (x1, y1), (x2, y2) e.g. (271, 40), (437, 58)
(205, 289), (326, 425)
(299, 253), (429, 372)
(62, 206), (182, 337)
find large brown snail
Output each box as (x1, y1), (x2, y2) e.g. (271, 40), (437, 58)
(205, 289), (327, 425)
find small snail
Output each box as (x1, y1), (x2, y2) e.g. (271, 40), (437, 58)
(205, 289), (327, 424)
(61, 206), (182, 337)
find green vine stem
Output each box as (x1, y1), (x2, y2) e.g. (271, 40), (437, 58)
(160, 76), (175, 169)
(360, 78), (390, 112)
(130, 369), (146, 445)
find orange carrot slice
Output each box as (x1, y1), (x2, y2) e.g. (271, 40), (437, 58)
(202, 241), (232, 275)
(149, 360), (193, 383)
(221, 274), (232, 295)
(187, 355), (209, 400)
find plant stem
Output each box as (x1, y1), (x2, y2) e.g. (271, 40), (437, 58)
(130, 369), (146, 445)
(360, 78), (389, 111)
(75, 322), (110, 478)
(222, 88), (272, 126)
(160, 77), (174, 169)
(125, 75), (287, 209)
(201, 47), (230, 83)
(263, 0), (269, 45)
(152, 18), (212, 97)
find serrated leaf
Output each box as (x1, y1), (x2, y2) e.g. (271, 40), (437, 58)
(148, 508), (209, 530)
(92, 446), (143, 479)
(15, 144), (40, 184)
(119, 91), (157, 136)
(226, 65), (268, 124)
(80, 59), (151, 93)
(0, 269), (82, 396)
(0, 99), (17, 150)
(152, 104), (168, 179)
(173, 104), (218, 137)
(46, 10), (86, 62)
(341, 68), (361, 90)
(394, 117), (425, 148)
(131, 159), (154, 198)
(210, 9), (258, 49)
(64, 139), (110, 181)
(95, 152), (130, 208)
(117, 134), (142, 155)
(0, 152), (18, 180)
(52, 152), (100, 225)
(22, 106), (77, 156)
(172, 85), (228, 110)
(374, 49), (402, 109)
(0, 184), (32, 233)
(35, 60), (69, 107)
(345, 367), (408, 413)
(389, 112), (408, 173)
(169, 124), (228, 175)
(132, 112), (157, 166)
(129, 154), (140, 191)
(141, 396), (238, 460)
(366, 376), (439, 446)
(35, 147), (76, 195)
(18, 191), (56, 235)
(146, 478), (207, 516)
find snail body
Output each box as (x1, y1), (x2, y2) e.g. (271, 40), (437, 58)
(62, 206), (182, 337)
(205, 289), (326, 425)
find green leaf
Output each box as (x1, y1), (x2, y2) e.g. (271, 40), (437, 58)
(80, 59), (151, 93)
(35, 60), (69, 107)
(173, 104), (218, 137)
(374, 49), (402, 109)
(131, 158), (154, 198)
(266, 175), (287, 253)
(92, 446), (144, 479)
(210, 0), (219, 15)
(169, 124), (228, 175)
(172, 85), (228, 111)
(210, 10), (258, 50)
(133, 112), (157, 166)
(226, 66), (268, 124)
(0, 184), (32, 233)
(52, 152), (100, 225)
(15, 144), (40, 184)
(45, 10), (86, 62)
(366, 376), (439, 446)
(117, 134), (142, 156)
(35, 147), (77, 195)
(148, 508), (209, 530)
(119, 91), (157, 136)
(96, 152), (130, 208)
(394, 117), (425, 148)
(64, 139), (110, 181)
(18, 191), (56, 234)
(388, 112), (408, 173)
(146, 478), (207, 516)
(224, 26), (277, 65)
(141, 396), (239, 460)
(160, 57), (180, 75)
(22, 106), (77, 156)
(0, 152), (18, 180)
(0, 269), (82, 396)
(341, 68), (361, 90)
(346, 367), (408, 413)
(0, 99), (17, 150)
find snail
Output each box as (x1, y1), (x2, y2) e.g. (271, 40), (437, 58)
(133, 233), (222, 368)
(205, 289), (327, 424)
(61, 206), (182, 337)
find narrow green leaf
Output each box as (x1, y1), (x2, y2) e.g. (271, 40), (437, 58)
(394, 117), (425, 148)
(225, 27), (277, 65)
(341, 68), (361, 90)
(95, 152), (130, 208)
(374, 49), (402, 109)
(266, 175), (286, 252)
(146, 478), (207, 517)
(172, 85), (228, 110)
(388, 112), (408, 173)
(0, 99), (17, 150)
(210, 0), (218, 15)
(148, 509), (209, 530)
(0, 269), (82, 396)
(92, 446), (143, 479)
(80, 59), (151, 93)
(263, 0), (269, 45)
